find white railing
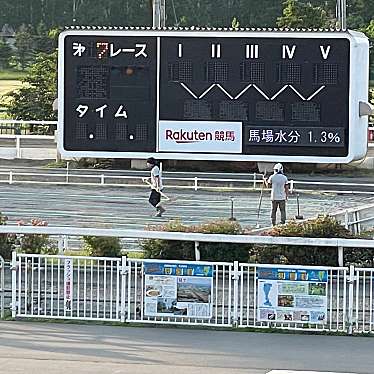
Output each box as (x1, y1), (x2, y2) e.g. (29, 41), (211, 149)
(0, 169), (264, 190)
(1, 167), (374, 200)
(12, 252), (124, 322)
(0, 256), (4, 318)
(1, 225), (374, 266)
(329, 203), (374, 234)
(0, 134), (56, 159)
(2, 226), (373, 332)
(9, 251), (374, 334)
(353, 266), (374, 333)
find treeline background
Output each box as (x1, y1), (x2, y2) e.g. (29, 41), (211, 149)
(0, 0), (373, 29)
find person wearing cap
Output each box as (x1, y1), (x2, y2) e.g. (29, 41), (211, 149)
(265, 163), (289, 226)
(145, 157), (166, 217)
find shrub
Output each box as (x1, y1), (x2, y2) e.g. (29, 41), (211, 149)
(141, 220), (195, 260)
(0, 213), (15, 260)
(17, 219), (57, 255)
(249, 215), (353, 266)
(83, 236), (122, 257)
(142, 219), (249, 262)
(343, 228), (374, 267)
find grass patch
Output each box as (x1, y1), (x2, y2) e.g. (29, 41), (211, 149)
(45, 160), (68, 168)
(0, 70), (27, 80)
(125, 251), (144, 259)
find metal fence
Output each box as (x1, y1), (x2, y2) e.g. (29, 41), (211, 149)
(12, 253), (124, 322)
(0, 120), (57, 135)
(1, 225), (373, 334)
(329, 203), (374, 235)
(238, 264), (348, 333)
(0, 256), (4, 318)
(353, 266), (374, 333)
(8, 252), (374, 334)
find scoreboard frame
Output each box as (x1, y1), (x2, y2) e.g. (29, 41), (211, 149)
(58, 29), (369, 163)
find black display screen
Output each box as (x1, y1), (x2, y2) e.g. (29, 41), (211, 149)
(63, 36), (157, 152)
(159, 36), (349, 157)
(62, 32), (350, 157)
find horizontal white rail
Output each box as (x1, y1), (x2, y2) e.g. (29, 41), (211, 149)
(1, 167), (374, 197)
(0, 225), (373, 248)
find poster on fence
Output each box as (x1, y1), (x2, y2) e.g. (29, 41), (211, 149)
(64, 258), (73, 312)
(257, 267), (328, 324)
(144, 262), (213, 319)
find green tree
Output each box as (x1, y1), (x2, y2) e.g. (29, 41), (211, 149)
(13, 24), (35, 70)
(0, 40), (12, 69)
(33, 22), (56, 54)
(277, 0), (331, 28)
(5, 51), (57, 121)
(363, 20), (374, 80)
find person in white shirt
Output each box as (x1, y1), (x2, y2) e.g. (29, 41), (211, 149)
(265, 163), (289, 226)
(145, 157), (165, 217)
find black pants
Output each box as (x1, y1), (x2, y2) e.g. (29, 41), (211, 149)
(271, 200), (286, 225)
(149, 189), (161, 208)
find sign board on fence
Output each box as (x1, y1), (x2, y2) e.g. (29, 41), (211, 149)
(144, 261), (213, 318)
(64, 258), (73, 312)
(58, 29), (369, 163)
(257, 267), (328, 324)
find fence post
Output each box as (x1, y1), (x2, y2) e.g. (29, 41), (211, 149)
(194, 177), (198, 191)
(344, 210), (349, 230)
(194, 241), (200, 261)
(338, 246), (344, 267)
(229, 197), (236, 221)
(347, 264), (355, 335)
(9, 171), (12, 185)
(253, 173), (256, 189)
(232, 261), (240, 327)
(356, 211), (361, 234)
(0, 256), (4, 319)
(15, 136), (21, 158)
(120, 256), (127, 323)
(11, 251), (17, 318)
(289, 179), (294, 194)
(101, 174), (105, 185)
(66, 161), (70, 183)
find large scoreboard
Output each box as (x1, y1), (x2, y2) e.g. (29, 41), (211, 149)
(58, 28), (369, 162)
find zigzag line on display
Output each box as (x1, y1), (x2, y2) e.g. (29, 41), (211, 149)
(179, 83), (326, 101)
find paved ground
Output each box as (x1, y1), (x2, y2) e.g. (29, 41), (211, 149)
(0, 321), (372, 374)
(0, 184), (372, 231)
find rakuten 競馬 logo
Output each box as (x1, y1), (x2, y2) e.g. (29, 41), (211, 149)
(165, 129), (213, 143)
(158, 120), (242, 154)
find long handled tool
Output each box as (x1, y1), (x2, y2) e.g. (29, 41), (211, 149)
(255, 173), (266, 229)
(295, 191), (304, 220)
(142, 178), (176, 203)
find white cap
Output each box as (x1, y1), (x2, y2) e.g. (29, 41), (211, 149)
(273, 163), (283, 172)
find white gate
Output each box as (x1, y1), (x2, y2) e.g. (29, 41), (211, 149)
(353, 267), (374, 333)
(11, 253), (124, 321)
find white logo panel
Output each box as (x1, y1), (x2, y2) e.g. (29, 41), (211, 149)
(158, 120), (242, 153)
